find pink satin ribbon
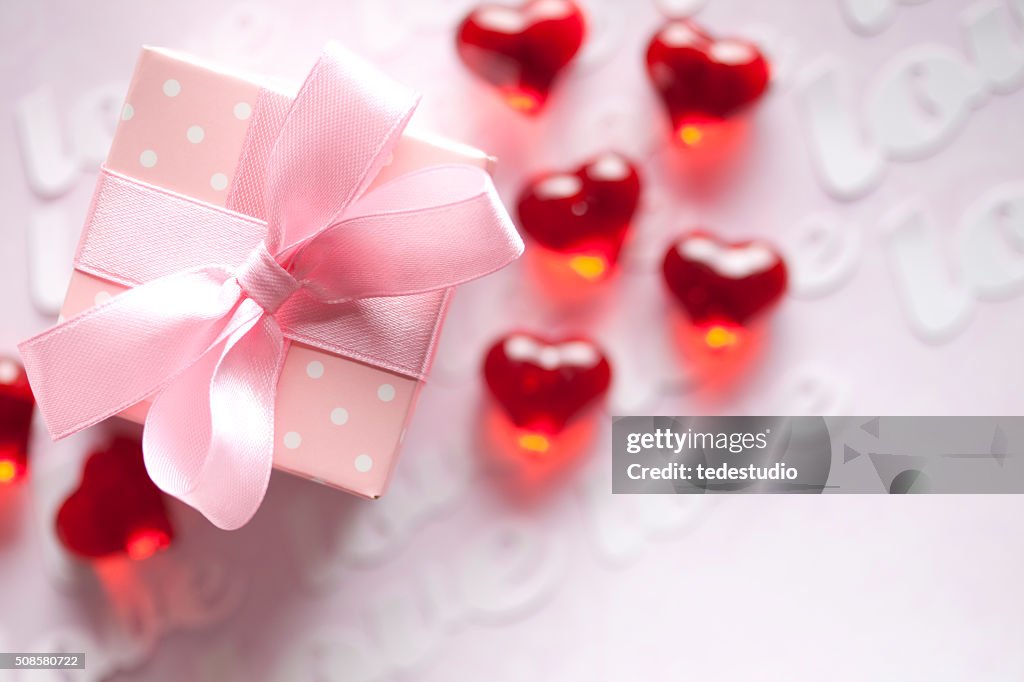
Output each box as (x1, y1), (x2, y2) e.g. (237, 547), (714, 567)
(19, 43), (523, 530)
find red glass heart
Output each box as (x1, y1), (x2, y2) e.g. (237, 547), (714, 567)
(456, 0), (586, 113)
(517, 151), (640, 278)
(56, 435), (174, 561)
(0, 356), (34, 484)
(484, 332), (611, 439)
(662, 231), (787, 333)
(645, 20), (770, 142)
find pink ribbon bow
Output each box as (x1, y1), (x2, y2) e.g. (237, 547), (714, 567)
(19, 44), (523, 529)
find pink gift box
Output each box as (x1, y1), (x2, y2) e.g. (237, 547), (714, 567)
(58, 47), (493, 500)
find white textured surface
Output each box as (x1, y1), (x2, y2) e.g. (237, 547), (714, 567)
(1, 1), (1024, 680)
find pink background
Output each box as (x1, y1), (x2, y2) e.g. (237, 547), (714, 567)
(2, 0), (1024, 680)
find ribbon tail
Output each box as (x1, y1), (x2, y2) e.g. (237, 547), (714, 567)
(143, 300), (287, 530)
(18, 267), (244, 440)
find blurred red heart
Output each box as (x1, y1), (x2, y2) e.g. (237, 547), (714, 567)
(516, 151), (640, 277)
(456, 0), (586, 113)
(484, 332), (611, 435)
(56, 436), (174, 561)
(0, 356), (34, 484)
(645, 19), (769, 141)
(662, 231), (787, 329)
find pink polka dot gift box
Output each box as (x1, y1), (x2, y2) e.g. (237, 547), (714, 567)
(19, 45), (522, 529)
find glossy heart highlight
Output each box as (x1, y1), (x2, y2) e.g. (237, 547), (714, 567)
(457, 0), (586, 113)
(646, 20), (770, 143)
(483, 332), (611, 441)
(662, 231), (787, 339)
(517, 151), (641, 278)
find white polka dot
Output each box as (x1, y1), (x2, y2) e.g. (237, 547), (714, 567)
(330, 407), (349, 425)
(186, 125), (205, 143)
(121, 103), (134, 120)
(139, 150), (158, 168)
(354, 454), (373, 472)
(377, 383), (396, 402)
(0, 360), (18, 384)
(234, 102), (252, 120)
(163, 79), (181, 97)
(306, 361), (324, 379)
(94, 291), (112, 305)
(283, 431), (302, 449)
(210, 173), (228, 191)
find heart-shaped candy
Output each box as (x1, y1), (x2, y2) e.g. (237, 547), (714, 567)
(56, 436), (174, 560)
(645, 20), (770, 143)
(0, 356), (34, 484)
(517, 152), (641, 279)
(484, 332), (611, 440)
(662, 231), (787, 338)
(456, 0), (586, 113)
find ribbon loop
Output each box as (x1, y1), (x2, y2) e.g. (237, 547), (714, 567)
(235, 243), (300, 315)
(292, 165), (522, 303)
(263, 42), (419, 252)
(19, 267), (251, 439)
